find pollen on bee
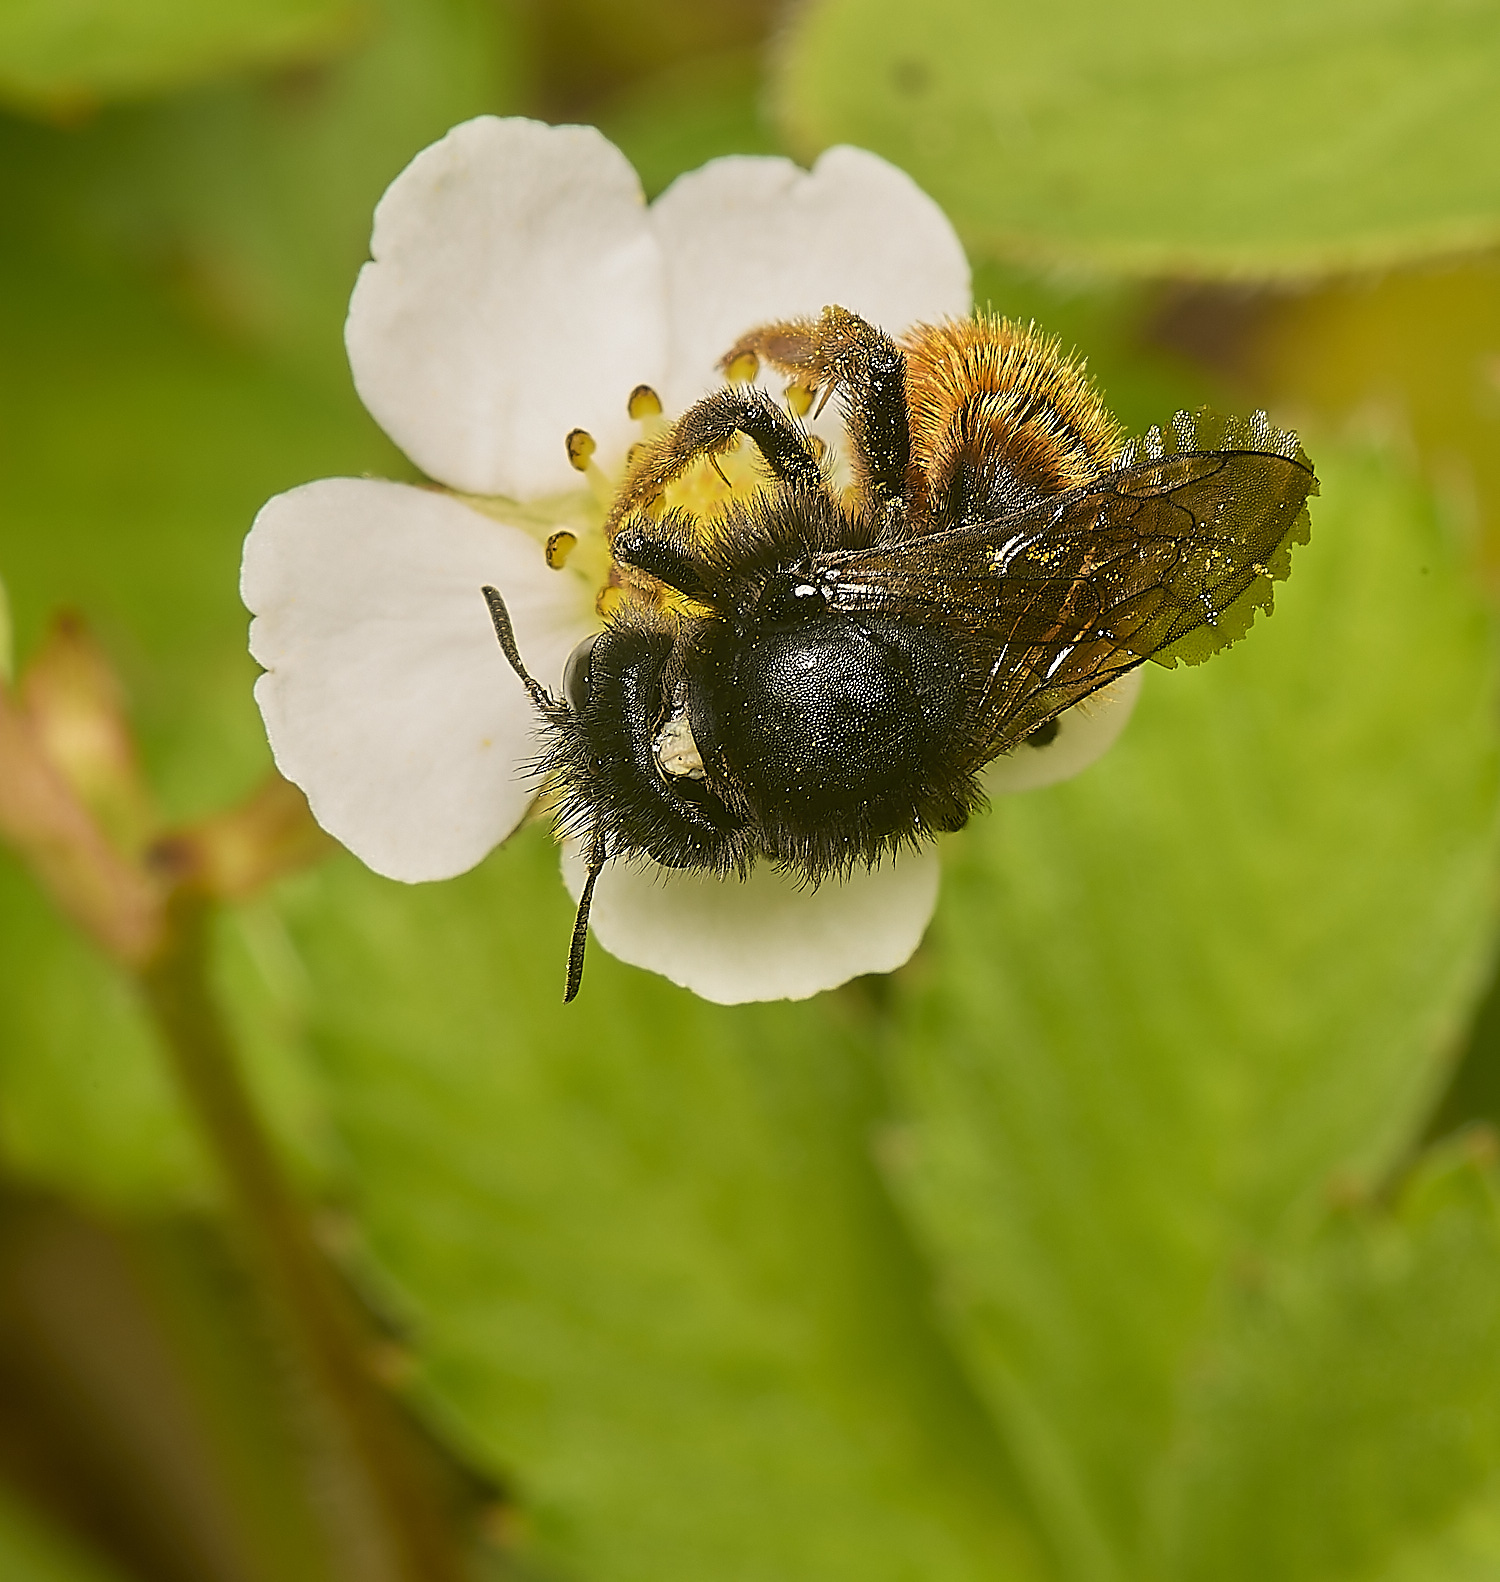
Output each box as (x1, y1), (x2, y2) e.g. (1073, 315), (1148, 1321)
(545, 531), (577, 570)
(785, 382), (816, 418)
(627, 384), (663, 420)
(724, 351), (759, 384)
(652, 709), (706, 781)
(565, 429), (596, 471)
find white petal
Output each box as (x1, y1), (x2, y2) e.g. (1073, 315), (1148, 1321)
(650, 146), (971, 412)
(984, 669), (1145, 795)
(560, 846), (940, 1005)
(243, 478), (595, 882)
(346, 117), (667, 499)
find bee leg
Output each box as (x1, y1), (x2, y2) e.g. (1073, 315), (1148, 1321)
(607, 387), (822, 529)
(612, 511), (719, 603)
(820, 313), (911, 513)
(722, 306), (911, 514)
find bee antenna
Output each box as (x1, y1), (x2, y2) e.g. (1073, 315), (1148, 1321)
(481, 585), (561, 714)
(564, 832), (607, 1003)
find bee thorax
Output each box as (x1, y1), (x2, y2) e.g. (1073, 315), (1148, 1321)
(652, 709), (706, 780)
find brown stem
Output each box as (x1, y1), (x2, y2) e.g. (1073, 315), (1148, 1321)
(1, 640), (460, 1575)
(138, 888), (463, 1582)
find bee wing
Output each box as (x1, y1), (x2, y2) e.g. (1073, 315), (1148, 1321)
(821, 412), (1317, 759)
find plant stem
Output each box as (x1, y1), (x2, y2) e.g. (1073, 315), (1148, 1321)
(139, 888), (463, 1582)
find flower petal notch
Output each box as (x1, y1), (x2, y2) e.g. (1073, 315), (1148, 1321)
(561, 846), (941, 1006)
(346, 117), (668, 498)
(650, 144), (972, 410)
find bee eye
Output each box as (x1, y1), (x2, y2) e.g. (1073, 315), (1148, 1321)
(563, 633), (599, 714)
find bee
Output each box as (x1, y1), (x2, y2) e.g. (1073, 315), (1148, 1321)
(485, 306), (1317, 1000)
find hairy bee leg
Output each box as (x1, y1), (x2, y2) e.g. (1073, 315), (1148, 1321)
(722, 306), (911, 512)
(831, 319), (911, 510)
(564, 831), (607, 1003)
(718, 317), (820, 384)
(610, 517), (718, 602)
(607, 387), (822, 529)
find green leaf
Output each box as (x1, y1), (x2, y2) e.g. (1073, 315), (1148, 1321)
(775, 0), (1500, 277)
(0, 0), (363, 117)
(0, 854), (208, 1209)
(881, 443), (1500, 1580)
(0, 0), (364, 117)
(0, 0), (521, 385)
(1163, 1145), (1500, 1582)
(279, 834), (1050, 1582)
(0, 0), (513, 1209)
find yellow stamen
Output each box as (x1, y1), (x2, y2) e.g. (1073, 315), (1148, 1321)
(564, 427), (617, 510)
(627, 384), (662, 419)
(545, 530), (577, 570)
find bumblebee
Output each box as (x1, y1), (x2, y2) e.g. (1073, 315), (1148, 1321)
(485, 306), (1317, 999)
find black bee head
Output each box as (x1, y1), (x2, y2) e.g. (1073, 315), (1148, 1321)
(546, 616), (746, 873)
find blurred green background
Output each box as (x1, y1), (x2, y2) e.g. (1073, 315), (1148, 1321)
(4, 2), (1500, 1580)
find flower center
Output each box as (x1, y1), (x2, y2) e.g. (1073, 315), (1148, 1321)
(560, 358), (832, 621)
(452, 357), (841, 626)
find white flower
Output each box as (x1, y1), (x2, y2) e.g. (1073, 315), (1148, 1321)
(241, 116), (1139, 1005)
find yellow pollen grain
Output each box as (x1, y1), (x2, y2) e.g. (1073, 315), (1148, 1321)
(785, 382), (815, 417)
(545, 530), (577, 570)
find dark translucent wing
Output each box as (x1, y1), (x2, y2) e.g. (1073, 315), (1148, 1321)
(820, 410), (1316, 760)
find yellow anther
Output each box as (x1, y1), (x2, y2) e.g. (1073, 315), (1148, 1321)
(785, 382), (816, 418)
(642, 492), (667, 520)
(565, 428), (596, 471)
(628, 384), (663, 420)
(807, 434), (827, 461)
(626, 441), (645, 467)
(596, 584), (626, 619)
(724, 351), (759, 384)
(545, 530), (577, 570)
